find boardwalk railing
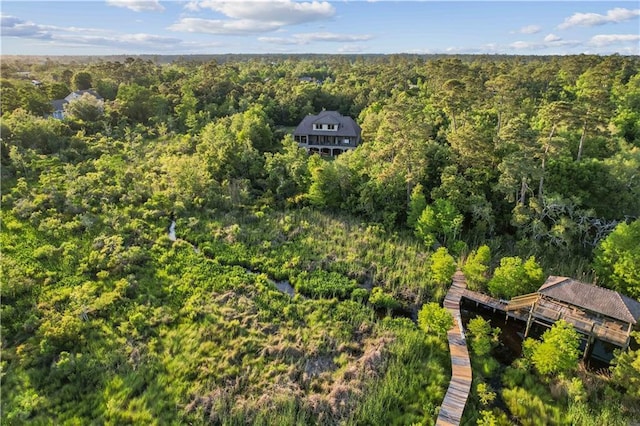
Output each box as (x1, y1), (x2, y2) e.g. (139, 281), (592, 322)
(436, 271), (472, 426)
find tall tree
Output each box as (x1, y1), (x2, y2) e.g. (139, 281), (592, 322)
(72, 71), (92, 91)
(488, 256), (544, 299)
(533, 101), (573, 200)
(496, 115), (540, 206)
(610, 332), (640, 400)
(527, 319), (580, 377)
(114, 83), (165, 125)
(64, 92), (104, 122)
(407, 183), (427, 229)
(463, 245), (491, 292)
(429, 247), (456, 286)
(593, 219), (640, 299)
(264, 135), (310, 204)
(574, 64), (614, 161)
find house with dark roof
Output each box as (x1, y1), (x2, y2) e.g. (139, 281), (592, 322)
(293, 111), (361, 156)
(50, 89), (103, 119)
(505, 276), (640, 360)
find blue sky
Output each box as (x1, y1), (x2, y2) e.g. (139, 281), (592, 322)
(1, 1), (639, 56)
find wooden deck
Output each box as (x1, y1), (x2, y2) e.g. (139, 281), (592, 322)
(437, 271), (472, 426)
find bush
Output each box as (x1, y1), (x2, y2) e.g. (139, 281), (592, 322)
(291, 270), (358, 299)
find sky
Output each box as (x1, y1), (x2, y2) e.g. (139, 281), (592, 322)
(1, 1), (639, 56)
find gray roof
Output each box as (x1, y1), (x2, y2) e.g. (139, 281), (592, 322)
(293, 111), (361, 139)
(51, 99), (68, 111)
(64, 89), (103, 102)
(539, 276), (640, 324)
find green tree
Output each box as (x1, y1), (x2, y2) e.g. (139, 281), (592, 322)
(197, 115), (263, 183)
(476, 382), (496, 407)
(115, 83), (165, 125)
(264, 135), (310, 204)
(430, 247), (456, 286)
(1, 109), (68, 153)
(64, 92), (104, 122)
(46, 82), (70, 100)
(467, 316), (500, 357)
(462, 245), (491, 291)
(574, 63), (614, 161)
(527, 319), (580, 377)
(612, 73), (640, 147)
(72, 71), (92, 90)
(593, 219), (640, 299)
(488, 256), (544, 299)
(415, 199), (463, 248)
(415, 204), (438, 247)
(306, 154), (345, 209)
(231, 105), (274, 152)
(417, 302), (453, 338)
(496, 115), (541, 206)
(0, 79), (22, 114)
(174, 87), (201, 133)
(159, 153), (214, 209)
(610, 332), (640, 399)
(407, 183), (427, 229)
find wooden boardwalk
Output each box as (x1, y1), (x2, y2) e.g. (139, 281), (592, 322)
(461, 289), (528, 321)
(436, 271), (473, 426)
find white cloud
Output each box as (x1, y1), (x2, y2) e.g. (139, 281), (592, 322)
(0, 14), (211, 53)
(510, 41), (534, 50)
(185, 0), (334, 23)
(338, 44), (365, 53)
(259, 32), (373, 45)
(589, 34), (640, 46)
(176, 0), (335, 35)
(544, 33), (561, 42)
(518, 25), (541, 34)
(510, 37), (580, 51)
(106, 0), (164, 12)
(558, 7), (639, 29)
(56, 33), (182, 50)
(170, 18), (281, 34)
(1, 15), (51, 38)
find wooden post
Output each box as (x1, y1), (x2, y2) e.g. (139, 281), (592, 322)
(583, 323), (596, 361)
(624, 322), (633, 350)
(524, 302), (536, 338)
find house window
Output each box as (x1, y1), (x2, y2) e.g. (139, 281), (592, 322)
(327, 124), (335, 130)
(300, 136), (307, 144)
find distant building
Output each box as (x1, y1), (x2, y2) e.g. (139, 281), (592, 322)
(293, 110), (362, 157)
(50, 89), (103, 119)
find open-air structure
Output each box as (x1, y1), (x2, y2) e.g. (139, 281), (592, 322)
(510, 276), (640, 352)
(463, 276), (640, 360)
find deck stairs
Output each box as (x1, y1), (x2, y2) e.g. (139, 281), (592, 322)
(505, 293), (539, 311)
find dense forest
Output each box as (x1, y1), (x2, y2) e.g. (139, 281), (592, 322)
(1, 54), (640, 425)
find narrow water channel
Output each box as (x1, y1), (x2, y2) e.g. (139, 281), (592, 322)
(460, 298), (525, 364)
(168, 220), (176, 241)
